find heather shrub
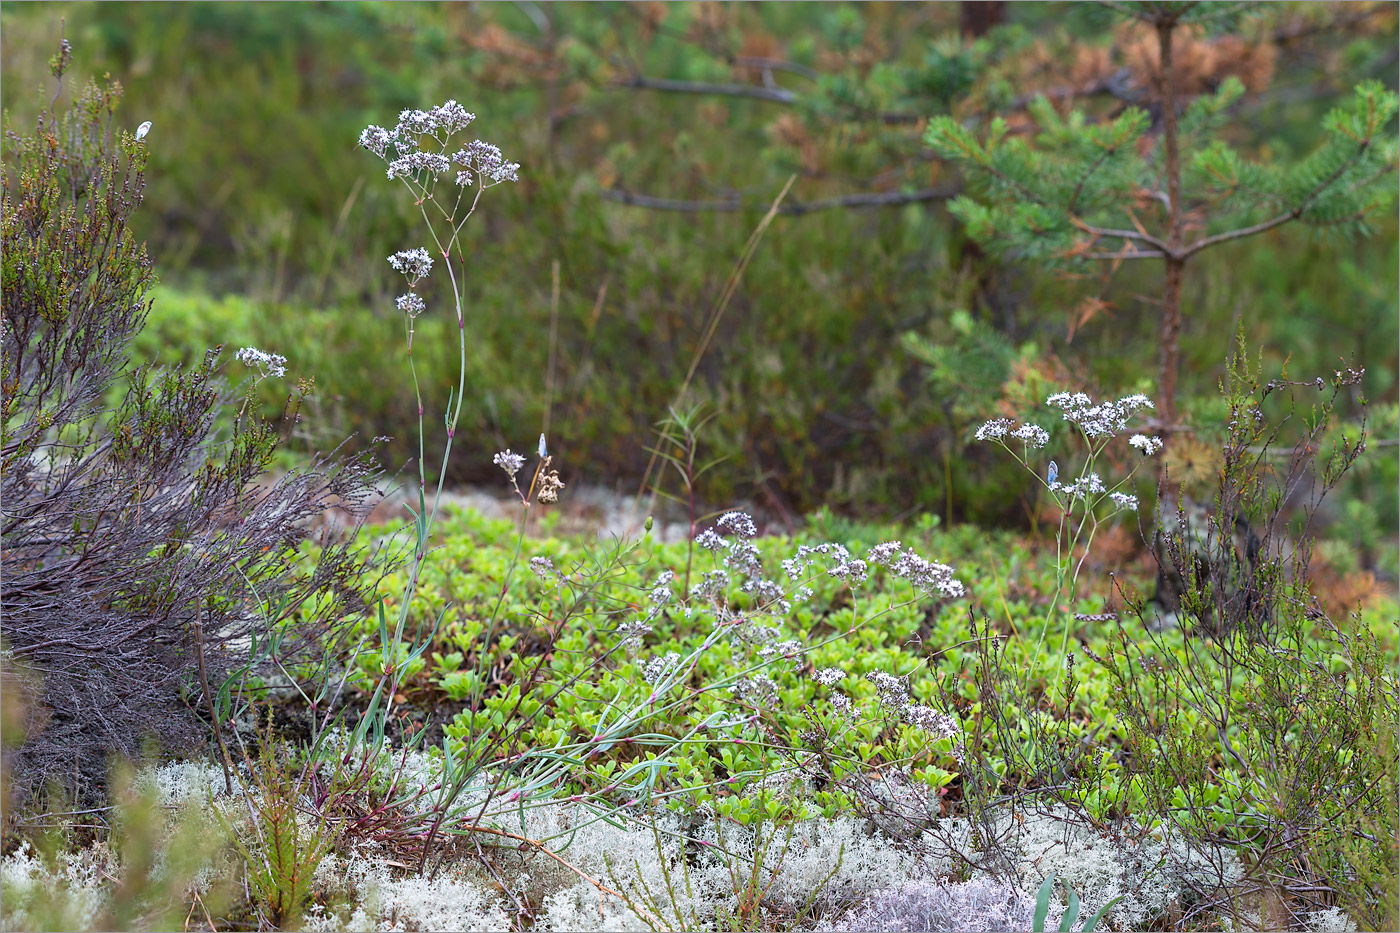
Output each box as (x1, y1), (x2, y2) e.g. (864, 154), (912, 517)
(1090, 343), (1399, 927)
(0, 42), (383, 804)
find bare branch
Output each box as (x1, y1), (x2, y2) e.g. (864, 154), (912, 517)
(600, 185), (957, 215)
(733, 56), (819, 81)
(1085, 249), (1169, 260)
(612, 71), (921, 124)
(612, 73), (797, 105)
(1071, 218), (1175, 254)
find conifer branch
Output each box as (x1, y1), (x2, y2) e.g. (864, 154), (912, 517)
(1183, 142), (1376, 258)
(1067, 148), (1116, 215)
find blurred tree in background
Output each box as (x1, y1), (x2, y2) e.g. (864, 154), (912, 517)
(1, 3), (1394, 565)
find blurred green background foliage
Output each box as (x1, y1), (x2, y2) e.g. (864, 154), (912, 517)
(2, 2), (1395, 560)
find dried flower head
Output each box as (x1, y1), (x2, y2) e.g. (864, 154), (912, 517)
(536, 470), (565, 504)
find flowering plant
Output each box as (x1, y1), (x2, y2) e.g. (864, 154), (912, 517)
(975, 392), (1162, 674)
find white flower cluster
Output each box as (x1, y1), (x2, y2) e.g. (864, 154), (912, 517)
(781, 539), (919, 592)
(617, 617), (651, 650)
(1046, 391), (1154, 439)
(781, 542), (836, 580)
(493, 449), (526, 478)
(401, 100), (476, 136)
(757, 639), (804, 672)
(716, 511), (758, 538)
(648, 569), (674, 605)
(1010, 423), (1050, 447)
(642, 652), (682, 686)
(385, 150), (451, 180)
(360, 103), (521, 187)
(863, 671), (961, 740)
(359, 102), (477, 158)
(691, 511), (800, 612)
(619, 571), (680, 651)
(688, 569), (728, 601)
(779, 539), (963, 599)
(723, 538), (763, 578)
(743, 576), (789, 608)
(829, 693), (860, 721)
(889, 548), (966, 599)
(826, 551), (869, 584)
(974, 417), (1051, 449)
(395, 293), (426, 317)
(1051, 471), (1106, 500)
(903, 704), (959, 739)
(1129, 433), (1163, 455)
(452, 139), (521, 186)
(867, 541), (903, 565)
(234, 346), (286, 378)
(812, 667), (846, 687)
(529, 555), (557, 581)
(1109, 491), (1139, 511)
(388, 247), (434, 280)
(735, 673), (779, 706)
(974, 418), (1013, 441)
(695, 529), (725, 551)
(867, 671), (911, 713)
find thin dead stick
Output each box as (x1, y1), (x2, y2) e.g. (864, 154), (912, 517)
(194, 889), (218, 932)
(542, 259), (561, 442)
(193, 596), (235, 796)
(465, 824), (663, 927)
(634, 174), (797, 509)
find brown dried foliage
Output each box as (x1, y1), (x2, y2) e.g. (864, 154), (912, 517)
(1118, 23), (1277, 99)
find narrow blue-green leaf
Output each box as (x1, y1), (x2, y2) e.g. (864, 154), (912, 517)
(1081, 895), (1124, 932)
(1033, 874), (1055, 932)
(1061, 886), (1080, 932)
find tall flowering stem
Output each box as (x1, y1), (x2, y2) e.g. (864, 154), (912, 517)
(356, 103), (521, 747)
(975, 393), (1162, 691)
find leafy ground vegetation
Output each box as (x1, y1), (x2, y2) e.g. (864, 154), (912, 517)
(3, 4), (1399, 932)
